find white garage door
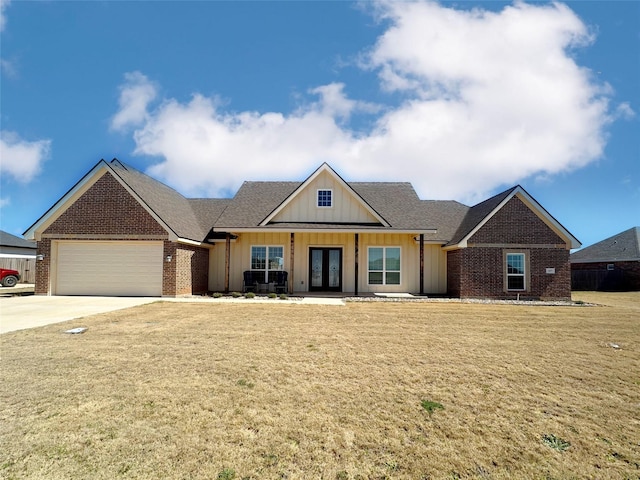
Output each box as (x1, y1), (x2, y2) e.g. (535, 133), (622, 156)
(55, 241), (163, 296)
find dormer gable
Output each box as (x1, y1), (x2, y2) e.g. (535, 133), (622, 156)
(260, 163), (390, 227)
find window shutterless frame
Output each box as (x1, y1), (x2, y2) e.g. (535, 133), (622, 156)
(367, 246), (401, 286)
(504, 251), (528, 292)
(316, 189), (333, 208)
(250, 245), (284, 283)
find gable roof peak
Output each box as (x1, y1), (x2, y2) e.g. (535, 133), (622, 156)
(258, 162), (391, 227)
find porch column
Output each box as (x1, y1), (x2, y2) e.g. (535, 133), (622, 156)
(354, 233), (359, 296)
(290, 232), (295, 294)
(419, 234), (424, 296)
(224, 233), (231, 293)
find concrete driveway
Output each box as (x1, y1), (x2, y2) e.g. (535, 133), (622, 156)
(0, 296), (158, 334)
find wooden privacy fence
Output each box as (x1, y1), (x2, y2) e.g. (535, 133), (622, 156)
(571, 268), (624, 291)
(0, 257), (36, 284)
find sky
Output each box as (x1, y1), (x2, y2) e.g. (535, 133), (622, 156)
(0, 0), (638, 249)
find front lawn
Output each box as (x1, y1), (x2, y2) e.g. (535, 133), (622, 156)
(1, 294), (639, 479)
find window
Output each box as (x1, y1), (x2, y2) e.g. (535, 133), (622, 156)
(506, 253), (526, 290)
(368, 247), (401, 285)
(317, 189), (332, 207)
(607, 264), (615, 271)
(251, 246), (284, 283)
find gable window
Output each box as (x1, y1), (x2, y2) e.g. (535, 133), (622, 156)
(505, 252), (526, 291)
(251, 246), (284, 283)
(368, 247), (401, 285)
(317, 189), (332, 208)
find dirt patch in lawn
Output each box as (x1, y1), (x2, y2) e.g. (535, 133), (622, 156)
(1, 295), (639, 479)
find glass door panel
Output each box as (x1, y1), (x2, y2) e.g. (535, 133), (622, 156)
(309, 248), (342, 291)
(311, 249), (323, 288)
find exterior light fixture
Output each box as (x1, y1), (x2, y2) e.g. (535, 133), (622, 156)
(36, 254), (45, 261)
(166, 255), (172, 263)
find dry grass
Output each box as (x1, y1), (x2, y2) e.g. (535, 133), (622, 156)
(1, 294), (639, 480)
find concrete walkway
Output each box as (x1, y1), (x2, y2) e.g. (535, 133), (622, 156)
(0, 294), (345, 334)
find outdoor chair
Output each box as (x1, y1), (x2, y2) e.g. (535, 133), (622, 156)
(270, 271), (288, 294)
(243, 271), (259, 293)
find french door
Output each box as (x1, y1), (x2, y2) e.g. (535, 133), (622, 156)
(309, 248), (342, 292)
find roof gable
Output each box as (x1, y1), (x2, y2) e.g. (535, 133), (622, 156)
(267, 168), (383, 225)
(446, 185), (580, 249)
(24, 159), (212, 243)
(259, 163), (390, 227)
(571, 227), (640, 263)
(24, 160), (170, 240)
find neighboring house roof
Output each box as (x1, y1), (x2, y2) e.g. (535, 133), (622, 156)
(571, 227), (640, 263)
(0, 230), (37, 250)
(445, 185), (581, 249)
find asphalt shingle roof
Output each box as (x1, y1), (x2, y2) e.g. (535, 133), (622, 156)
(0, 230), (37, 249)
(107, 160), (533, 245)
(446, 187), (517, 246)
(571, 227), (640, 263)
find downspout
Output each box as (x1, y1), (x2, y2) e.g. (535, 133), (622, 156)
(224, 233), (230, 294)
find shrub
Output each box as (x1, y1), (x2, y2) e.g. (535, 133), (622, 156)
(542, 434), (571, 452)
(212, 292), (223, 298)
(279, 294), (288, 300)
(268, 292), (277, 299)
(421, 399), (444, 414)
(245, 292), (256, 299)
(231, 292), (242, 298)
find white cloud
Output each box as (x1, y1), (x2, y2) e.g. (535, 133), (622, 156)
(0, 197), (10, 208)
(0, 131), (51, 183)
(115, 1), (619, 203)
(0, 0), (9, 33)
(0, 58), (17, 77)
(110, 71), (158, 132)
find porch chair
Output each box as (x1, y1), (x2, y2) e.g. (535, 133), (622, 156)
(243, 271), (258, 293)
(271, 271), (288, 294)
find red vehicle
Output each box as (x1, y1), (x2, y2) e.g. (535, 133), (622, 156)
(0, 268), (20, 287)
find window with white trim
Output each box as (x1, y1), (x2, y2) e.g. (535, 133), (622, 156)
(251, 246), (284, 283)
(368, 247), (401, 285)
(506, 252), (526, 291)
(317, 189), (332, 207)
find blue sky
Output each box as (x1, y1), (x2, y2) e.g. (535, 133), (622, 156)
(0, 0), (638, 249)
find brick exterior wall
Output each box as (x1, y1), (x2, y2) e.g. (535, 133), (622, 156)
(35, 171), (209, 296)
(44, 173), (167, 236)
(572, 261), (640, 291)
(447, 196), (572, 300)
(175, 243), (210, 295)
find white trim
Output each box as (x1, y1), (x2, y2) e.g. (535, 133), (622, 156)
(259, 163), (390, 227)
(0, 253), (36, 259)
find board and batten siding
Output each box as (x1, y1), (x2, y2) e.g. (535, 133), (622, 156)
(208, 231), (447, 294)
(270, 170), (379, 224)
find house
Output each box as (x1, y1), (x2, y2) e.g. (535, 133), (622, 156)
(571, 227), (640, 291)
(24, 159), (580, 299)
(0, 230), (37, 284)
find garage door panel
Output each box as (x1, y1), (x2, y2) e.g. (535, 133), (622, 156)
(56, 241), (163, 296)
